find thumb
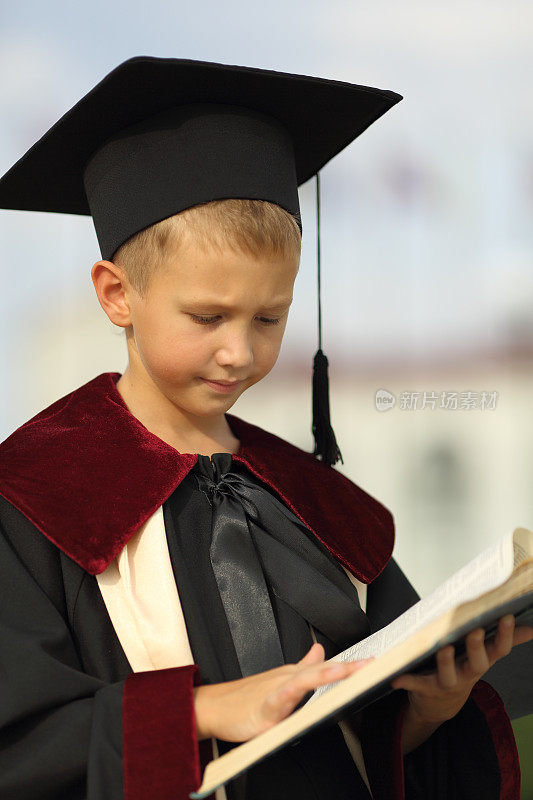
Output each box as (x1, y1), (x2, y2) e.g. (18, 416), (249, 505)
(298, 642), (325, 666)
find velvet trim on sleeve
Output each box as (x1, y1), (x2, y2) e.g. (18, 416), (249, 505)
(360, 680), (520, 800)
(469, 680), (521, 800)
(122, 664), (202, 800)
(360, 689), (409, 800)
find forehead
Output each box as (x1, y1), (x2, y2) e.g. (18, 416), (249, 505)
(161, 237), (299, 291)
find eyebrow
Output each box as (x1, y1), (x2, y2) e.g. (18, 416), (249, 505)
(182, 298), (293, 312)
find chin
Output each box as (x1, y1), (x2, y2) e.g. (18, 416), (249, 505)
(192, 395), (241, 417)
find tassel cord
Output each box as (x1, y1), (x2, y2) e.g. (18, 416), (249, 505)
(312, 173), (343, 467)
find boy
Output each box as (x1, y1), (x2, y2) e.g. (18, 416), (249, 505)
(0, 56), (530, 800)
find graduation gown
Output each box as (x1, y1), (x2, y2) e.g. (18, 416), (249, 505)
(0, 371), (522, 800)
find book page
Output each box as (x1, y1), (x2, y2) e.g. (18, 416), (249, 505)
(309, 529), (516, 702)
(513, 529), (533, 568)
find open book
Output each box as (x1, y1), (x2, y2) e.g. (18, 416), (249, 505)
(190, 528), (533, 799)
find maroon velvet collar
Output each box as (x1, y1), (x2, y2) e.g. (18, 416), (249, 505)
(0, 372), (394, 581)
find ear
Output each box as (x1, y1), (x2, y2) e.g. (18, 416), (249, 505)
(91, 260), (134, 328)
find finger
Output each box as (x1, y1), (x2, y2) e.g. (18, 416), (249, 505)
(280, 658), (372, 704)
(314, 658), (373, 684)
(436, 645), (458, 689)
(298, 642), (325, 666)
(276, 664), (340, 705)
(461, 628), (490, 677)
(483, 616), (514, 664)
(493, 616), (515, 660)
(267, 658), (373, 725)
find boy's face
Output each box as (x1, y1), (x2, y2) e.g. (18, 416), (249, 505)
(122, 231), (299, 419)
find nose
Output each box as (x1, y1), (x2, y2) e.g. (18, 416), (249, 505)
(215, 325), (254, 371)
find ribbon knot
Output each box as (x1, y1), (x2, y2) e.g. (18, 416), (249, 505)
(190, 452), (370, 678)
(194, 455), (260, 520)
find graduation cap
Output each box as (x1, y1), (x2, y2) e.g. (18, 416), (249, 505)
(0, 55), (402, 466)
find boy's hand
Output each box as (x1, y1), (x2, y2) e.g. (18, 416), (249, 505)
(390, 615), (533, 726)
(193, 642), (373, 742)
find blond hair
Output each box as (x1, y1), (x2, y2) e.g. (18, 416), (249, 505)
(112, 198), (302, 298)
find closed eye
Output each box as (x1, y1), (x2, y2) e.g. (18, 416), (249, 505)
(190, 314), (282, 326)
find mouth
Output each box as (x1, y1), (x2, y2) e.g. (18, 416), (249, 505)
(201, 378), (242, 393)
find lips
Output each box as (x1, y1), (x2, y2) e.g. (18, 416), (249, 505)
(201, 378), (242, 392)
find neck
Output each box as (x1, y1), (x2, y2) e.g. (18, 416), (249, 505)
(115, 367), (240, 456)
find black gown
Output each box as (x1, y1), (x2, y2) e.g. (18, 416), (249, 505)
(0, 448), (515, 800)
(165, 450), (377, 800)
(163, 452), (503, 800)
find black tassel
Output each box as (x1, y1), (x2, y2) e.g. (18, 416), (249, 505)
(312, 348), (343, 466)
(311, 172), (343, 467)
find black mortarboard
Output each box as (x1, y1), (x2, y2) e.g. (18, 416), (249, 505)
(0, 56), (402, 466)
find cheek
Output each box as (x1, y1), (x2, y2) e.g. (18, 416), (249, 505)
(255, 328), (285, 366)
(135, 319), (207, 381)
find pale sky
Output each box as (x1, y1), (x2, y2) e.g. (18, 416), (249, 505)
(1, 0), (533, 405)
